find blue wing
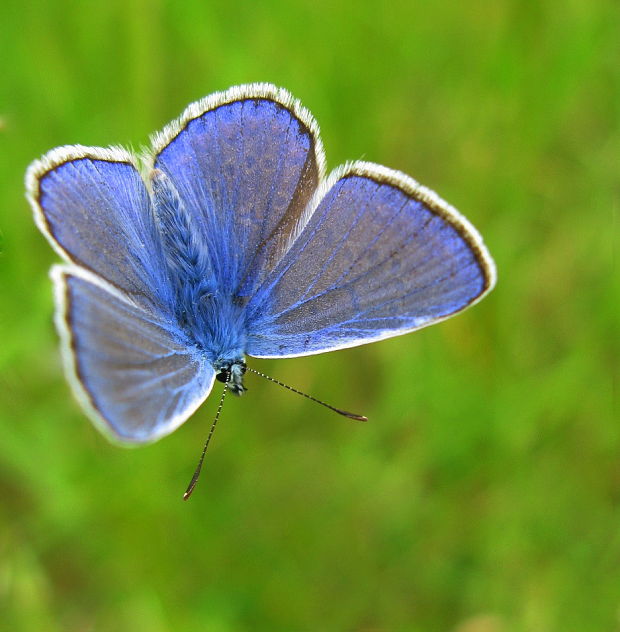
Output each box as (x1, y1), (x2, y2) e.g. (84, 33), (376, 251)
(151, 84), (324, 298)
(26, 146), (172, 311)
(245, 163), (496, 357)
(52, 265), (214, 443)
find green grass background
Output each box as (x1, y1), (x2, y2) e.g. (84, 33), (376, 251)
(0, 1), (617, 630)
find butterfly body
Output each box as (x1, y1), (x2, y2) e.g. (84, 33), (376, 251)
(26, 84), (495, 444)
(151, 168), (249, 384)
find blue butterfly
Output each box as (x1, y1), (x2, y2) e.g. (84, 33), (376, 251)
(26, 83), (496, 449)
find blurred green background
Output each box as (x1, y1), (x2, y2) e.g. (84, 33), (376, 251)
(0, 1), (617, 630)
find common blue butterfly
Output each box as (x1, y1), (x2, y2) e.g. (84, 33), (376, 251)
(26, 84), (496, 459)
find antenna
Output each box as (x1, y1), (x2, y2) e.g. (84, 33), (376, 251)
(246, 367), (368, 421)
(183, 381), (229, 500)
(183, 365), (367, 499)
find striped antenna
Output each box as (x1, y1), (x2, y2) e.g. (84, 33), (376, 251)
(183, 381), (229, 500)
(246, 367), (367, 421)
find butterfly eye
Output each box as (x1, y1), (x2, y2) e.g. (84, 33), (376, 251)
(215, 368), (231, 384)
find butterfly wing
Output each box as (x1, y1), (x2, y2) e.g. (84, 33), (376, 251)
(245, 162), (496, 358)
(151, 83), (324, 297)
(52, 265), (214, 443)
(26, 146), (172, 311)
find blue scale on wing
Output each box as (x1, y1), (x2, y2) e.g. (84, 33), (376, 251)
(246, 175), (486, 356)
(154, 99), (321, 301)
(58, 268), (214, 443)
(36, 157), (172, 311)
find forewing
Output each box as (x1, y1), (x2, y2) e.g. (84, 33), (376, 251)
(246, 163), (496, 357)
(26, 146), (170, 310)
(151, 83), (324, 296)
(53, 265), (214, 443)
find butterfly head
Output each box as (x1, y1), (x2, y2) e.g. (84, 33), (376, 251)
(214, 359), (247, 395)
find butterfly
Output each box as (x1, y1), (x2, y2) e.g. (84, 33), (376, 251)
(26, 83), (496, 457)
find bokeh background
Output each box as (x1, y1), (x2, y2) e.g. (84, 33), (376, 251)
(1, 1), (617, 630)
